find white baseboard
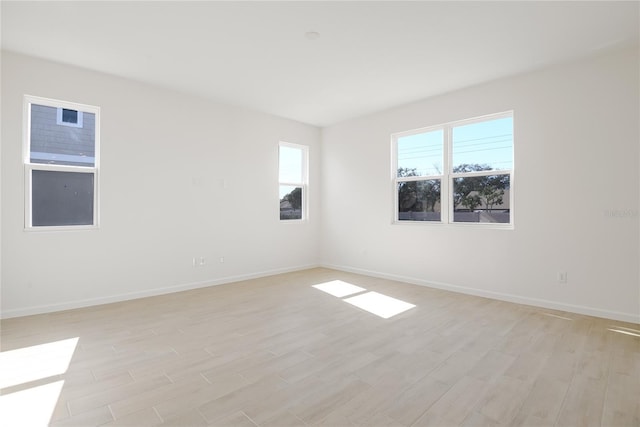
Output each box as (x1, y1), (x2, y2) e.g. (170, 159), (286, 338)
(0, 263), (319, 319)
(321, 263), (640, 325)
(4, 262), (638, 324)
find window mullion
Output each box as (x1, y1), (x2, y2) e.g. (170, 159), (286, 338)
(451, 170), (509, 179)
(24, 165), (33, 228)
(26, 163), (96, 173)
(397, 175), (443, 183)
(443, 125), (452, 224)
(279, 181), (304, 187)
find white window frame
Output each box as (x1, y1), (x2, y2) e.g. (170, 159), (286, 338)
(278, 141), (309, 222)
(24, 95), (100, 231)
(56, 107), (84, 128)
(392, 111), (513, 228)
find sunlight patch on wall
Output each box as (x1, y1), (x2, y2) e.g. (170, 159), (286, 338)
(312, 280), (367, 297)
(343, 291), (416, 319)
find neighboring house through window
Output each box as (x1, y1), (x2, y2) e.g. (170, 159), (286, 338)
(24, 95), (100, 229)
(393, 112), (513, 226)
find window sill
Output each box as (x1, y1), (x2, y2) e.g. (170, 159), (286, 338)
(24, 225), (99, 232)
(392, 220), (513, 230)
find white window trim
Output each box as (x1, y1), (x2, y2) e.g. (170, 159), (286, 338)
(56, 107), (84, 128)
(392, 111), (514, 228)
(23, 95), (101, 231)
(279, 141), (309, 222)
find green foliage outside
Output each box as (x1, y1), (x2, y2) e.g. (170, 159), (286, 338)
(398, 164), (509, 213)
(280, 187), (302, 220)
(397, 168), (440, 213)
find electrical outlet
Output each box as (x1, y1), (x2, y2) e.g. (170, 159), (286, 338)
(557, 272), (567, 284)
(192, 257), (197, 267)
(199, 257), (206, 266)
(219, 257), (225, 263)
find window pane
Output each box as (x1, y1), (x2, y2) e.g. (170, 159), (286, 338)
(397, 129), (443, 177)
(280, 185), (303, 220)
(398, 179), (441, 221)
(30, 104), (96, 166)
(62, 109), (78, 124)
(452, 174), (510, 223)
(452, 116), (512, 172)
(32, 170), (94, 226)
(279, 145), (302, 183)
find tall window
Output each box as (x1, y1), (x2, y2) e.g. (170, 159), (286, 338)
(24, 95), (100, 229)
(279, 142), (308, 221)
(393, 112), (513, 226)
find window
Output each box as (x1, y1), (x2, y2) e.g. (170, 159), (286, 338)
(396, 129), (444, 222)
(56, 108), (84, 128)
(24, 95), (100, 229)
(393, 112), (513, 226)
(279, 142), (308, 221)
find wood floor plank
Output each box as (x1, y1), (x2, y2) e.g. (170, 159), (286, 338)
(475, 375), (531, 425)
(153, 374), (247, 421)
(385, 376), (451, 426)
(510, 377), (569, 426)
(109, 374), (210, 420)
(102, 407), (163, 426)
(50, 405), (114, 427)
(209, 411), (259, 427)
(411, 375), (488, 426)
(66, 374), (173, 417)
(556, 375), (608, 427)
(156, 407), (208, 426)
(197, 374), (289, 424)
(601, 371), (640, 427)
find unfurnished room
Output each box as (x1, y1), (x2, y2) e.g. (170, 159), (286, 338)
(0, 1), (639, 426)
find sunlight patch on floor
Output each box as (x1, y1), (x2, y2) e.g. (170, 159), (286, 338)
(343, 291), (416, 319)
(0, 380), (65, 426)
(0, 337), (78, 426)
(312, 280), (367, 297)
(312, 281), (416, 319)
(0, 337), (79, 389)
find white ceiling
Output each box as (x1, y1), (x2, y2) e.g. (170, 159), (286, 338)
(2, 1), (638, 127)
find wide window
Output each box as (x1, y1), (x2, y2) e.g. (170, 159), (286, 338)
(279, 142), (308, 221)
(393, 112), (513, 226)
(24, 95), (100, 229)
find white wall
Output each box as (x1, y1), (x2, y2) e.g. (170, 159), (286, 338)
(320, 47), (640, 323)
(1, 51), (321, 317)
(2, 48), (638, 323)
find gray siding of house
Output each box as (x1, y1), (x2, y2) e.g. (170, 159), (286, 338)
(30, 104), (95, 165)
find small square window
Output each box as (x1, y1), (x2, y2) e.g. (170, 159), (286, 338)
(56, 107), (84, 128)
(62, 109), (78, 124)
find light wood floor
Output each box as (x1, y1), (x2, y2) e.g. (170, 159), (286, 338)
(1, 268), (639, 426)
